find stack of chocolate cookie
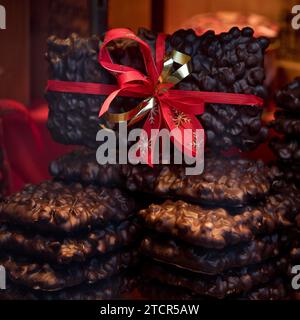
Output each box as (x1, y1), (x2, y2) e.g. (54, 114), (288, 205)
(133, 161), (296, 300)
(269, 78), (300, 300)
(49, 148), (297, 300)
(8, 25), (287, 300)
(270, 77), (300, 187)
(0, 181), (140, 300)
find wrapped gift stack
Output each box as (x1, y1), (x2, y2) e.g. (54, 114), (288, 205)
(270, 78), (300, 299)
(45, 26), (296, 300)
(49, 148), (299, 300)
(46, 27), (269, 152)
(1, 26), (295, 300)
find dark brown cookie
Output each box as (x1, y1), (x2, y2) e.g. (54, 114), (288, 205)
(291, 247), (300, 262)
(50, 149), (273, 207)
(275, 77), (300, 113)
(46, 27), (268, 151)
(239, 278), (287, 300)
(272, 163), (300, 186)
(290, 229), (300, 262)
(0, 274), (136, 300)
(122, 157), (273, 207)
(0, 181), (136, 234)
(269, 137), (300, 165)
(270, 111), (300, 137)
(49, 148), (123, 187)
(139, 278), (287, 300)
(0, 249), (138, 291)
(139, 193), (298, 249)
(0, 220), (141, 264)
(142, 257), (287, 299)
(140, 233), (288, 274)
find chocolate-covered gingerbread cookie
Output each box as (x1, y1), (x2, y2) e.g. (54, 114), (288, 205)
(269, 137), (300, 165)
(49, 148), (123, 187)
(270, 111), (300, 137)
(275, 77), (300, 113)
(50, 149), (274, 207)
(142, 257), (287, 299)
(0, 181), (136, 234)
(0, 249), (138, 291)
(140, 233), (288, 274)
(273, 164), (300, 187)
(0, 274), (136, 300)
(0, 220), (141, 264)
(122, 156), (274, 207)
(139, 193), (298, 249)
(139, 278), (287, 300)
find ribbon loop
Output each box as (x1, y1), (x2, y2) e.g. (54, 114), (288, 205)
(99, 28), (159, 83)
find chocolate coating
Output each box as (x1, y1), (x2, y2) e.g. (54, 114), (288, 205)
(139, 193), (298, 249)
(142, 257), (287, 299)
(0, 220), (141, 264)
(291, 247), (300, 262)
(0, 249), (138, 291)
(240, 278), (287, 300)
(272, 163), (300, 187)
(0, 181), (136, 234)
(46, 34), (144, 149)
(140, 233), (288, 274)
(122, 156), (273, 207)
(50, 149), (274, 206)
(0, 274), (136, 300)
(269, 138), (300, 165)
(275, 77), (300, 113)
(139, 278), (287, 300)
(270, 111), (300, 137)
(46, 27), (268, 151)
(49, 148), (123, 187)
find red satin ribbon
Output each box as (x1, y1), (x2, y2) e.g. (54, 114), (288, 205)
(47, 28), (264, 165)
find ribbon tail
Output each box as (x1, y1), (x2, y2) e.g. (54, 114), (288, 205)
(99, 89), (123, 117)
(139, 104), (161, 167)
(160, 100), (205, 158)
